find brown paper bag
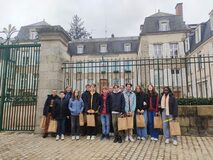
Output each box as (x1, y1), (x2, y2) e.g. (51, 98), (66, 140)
(87, 114), (95, 127)
(118, 116), (127, 131)
(136, 114), (145, 128)
(40, 116), (46, 129)
(127, 116), (134, 129)
(154, 115), (162, 129)
(48, 119), (57, 132)
(79, 113), (84, 126)
(170, 121), (181, 136)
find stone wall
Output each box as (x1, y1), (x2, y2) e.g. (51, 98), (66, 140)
(178, 105), (213, 136)
(34, 26), (71, 133)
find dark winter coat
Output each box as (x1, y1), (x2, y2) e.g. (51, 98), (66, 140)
(84, 92), (101, 113)
(52, 98), (69, 120)
(43, 95), (59, 116)
(109, 91), (125, 113)
(135, 91), (148, 111)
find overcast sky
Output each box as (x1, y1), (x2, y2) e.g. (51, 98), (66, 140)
(0, 0), (213, 38)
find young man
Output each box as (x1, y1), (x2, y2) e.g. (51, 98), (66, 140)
(80, 84), (91, 136)
(42, 89), (59, 138)
(123, 83), (136, 142)
(52, 91), (69, 141)
(110, 85), (125, 143)
(84, 84), (101, 140)
(64, 85), (72, 135)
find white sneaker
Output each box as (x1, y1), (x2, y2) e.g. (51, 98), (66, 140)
(129, 136), (135, 142)
(173, 140), (178, 146)
(91, 136), (96, 140)
(137, 136), (141, 140)
(151, 137), (155, 141)
(141, 137), (146, 141)
(61, 134), (64, 140)
(72, 136), (75, 140)
(56, 135), (60, 141)
(153, 138), (158, 141)
(76, 136), (80, 140)
(125, 136), (129, 142)
(165, 139), (170, 144)
(87, 136), (91, 140)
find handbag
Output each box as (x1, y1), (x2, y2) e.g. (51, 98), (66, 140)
(40, 116), (46, 129)
(118, 116), (128, 131)
(87, 114), (95, 127)
(170, 121), (181, 136)
(154, 115), (162, 129)
(136, 114), (145, 128)
(48, 119), (57, 132)
(79, 113), (84, 126)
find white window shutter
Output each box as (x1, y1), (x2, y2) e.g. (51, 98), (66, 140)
(178, 42), (185, 57)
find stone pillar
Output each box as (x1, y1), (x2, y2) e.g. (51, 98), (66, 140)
(34, 26), (71, 133)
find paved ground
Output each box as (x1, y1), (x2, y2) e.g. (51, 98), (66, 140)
(0, 133), (213, 160)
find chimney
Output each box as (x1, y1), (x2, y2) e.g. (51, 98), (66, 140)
(209, 10), (213, 31)
(175, 3), (183, 19)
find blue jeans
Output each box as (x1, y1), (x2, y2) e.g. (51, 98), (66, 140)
(57, 118), (65, 136)
(100, 114), (110, 135)
(136, 110), (148, 138)
(148, 111), (159, 139)
(161, 110), (177, 141)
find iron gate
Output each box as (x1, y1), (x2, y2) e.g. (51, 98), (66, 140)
(0, 44), (40, 131)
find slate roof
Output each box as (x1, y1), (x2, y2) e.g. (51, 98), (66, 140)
(68, 36), (139, 55)
(141, 11), (189, 34)
(15, 20), (50, 42)
(188, 20), (213, 53)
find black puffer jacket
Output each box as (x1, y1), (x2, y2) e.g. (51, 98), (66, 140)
(109, 91), (125, 113)
(84, 92), (101, 112)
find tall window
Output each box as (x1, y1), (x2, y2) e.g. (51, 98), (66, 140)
(195, 25), (201, 43)
(112, 61), (119, 72)
(29, 30), (38, 40)
(170, 43), (178, 58)
(185, 37), (190, 52)
(124, 43), (131, 52)
(159, 20), (170, 31)
(77, 45), (84, 54)
(100, 44), (107, 53)
(76, 62), (82, 73)
(198, 54), (204, 70)
(100, 61), (107, 72)
(124, 60), (132, 72)
(23, 56), (29, 65)
(154, 69), (163, 85)
(153, 44), (162, 58)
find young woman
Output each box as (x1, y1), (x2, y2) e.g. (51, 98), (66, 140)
(99, 86), (111, 140)
(52, 91), (69, 141)
(84, 84), (101, 140)
(135, 85), (148, 140)
(160, 86), (178, 145)
(68, 90), (84, 140)
(147, 84), (159, 141)
(123, 83), (136, 142)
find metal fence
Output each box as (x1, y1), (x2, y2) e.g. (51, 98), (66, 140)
(63, 55), (213, 101)
(0, 44), (40, 131)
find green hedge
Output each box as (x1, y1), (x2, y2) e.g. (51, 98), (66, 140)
(177, 98), (213, 105)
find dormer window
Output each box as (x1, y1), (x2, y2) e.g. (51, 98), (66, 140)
(29, 29), (38, 40)
(159, 20), (170, 31)
(77, 44), (84, 54)
(100, 44), (107, 53)
(185, 37), (190, 52)
(195, 25), (201, 43)
(124, 43), (131, 52)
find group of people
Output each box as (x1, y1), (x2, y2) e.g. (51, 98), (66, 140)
(42, 83), (178, 145)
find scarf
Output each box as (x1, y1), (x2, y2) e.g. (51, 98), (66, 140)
(161, 94), (170, 116)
